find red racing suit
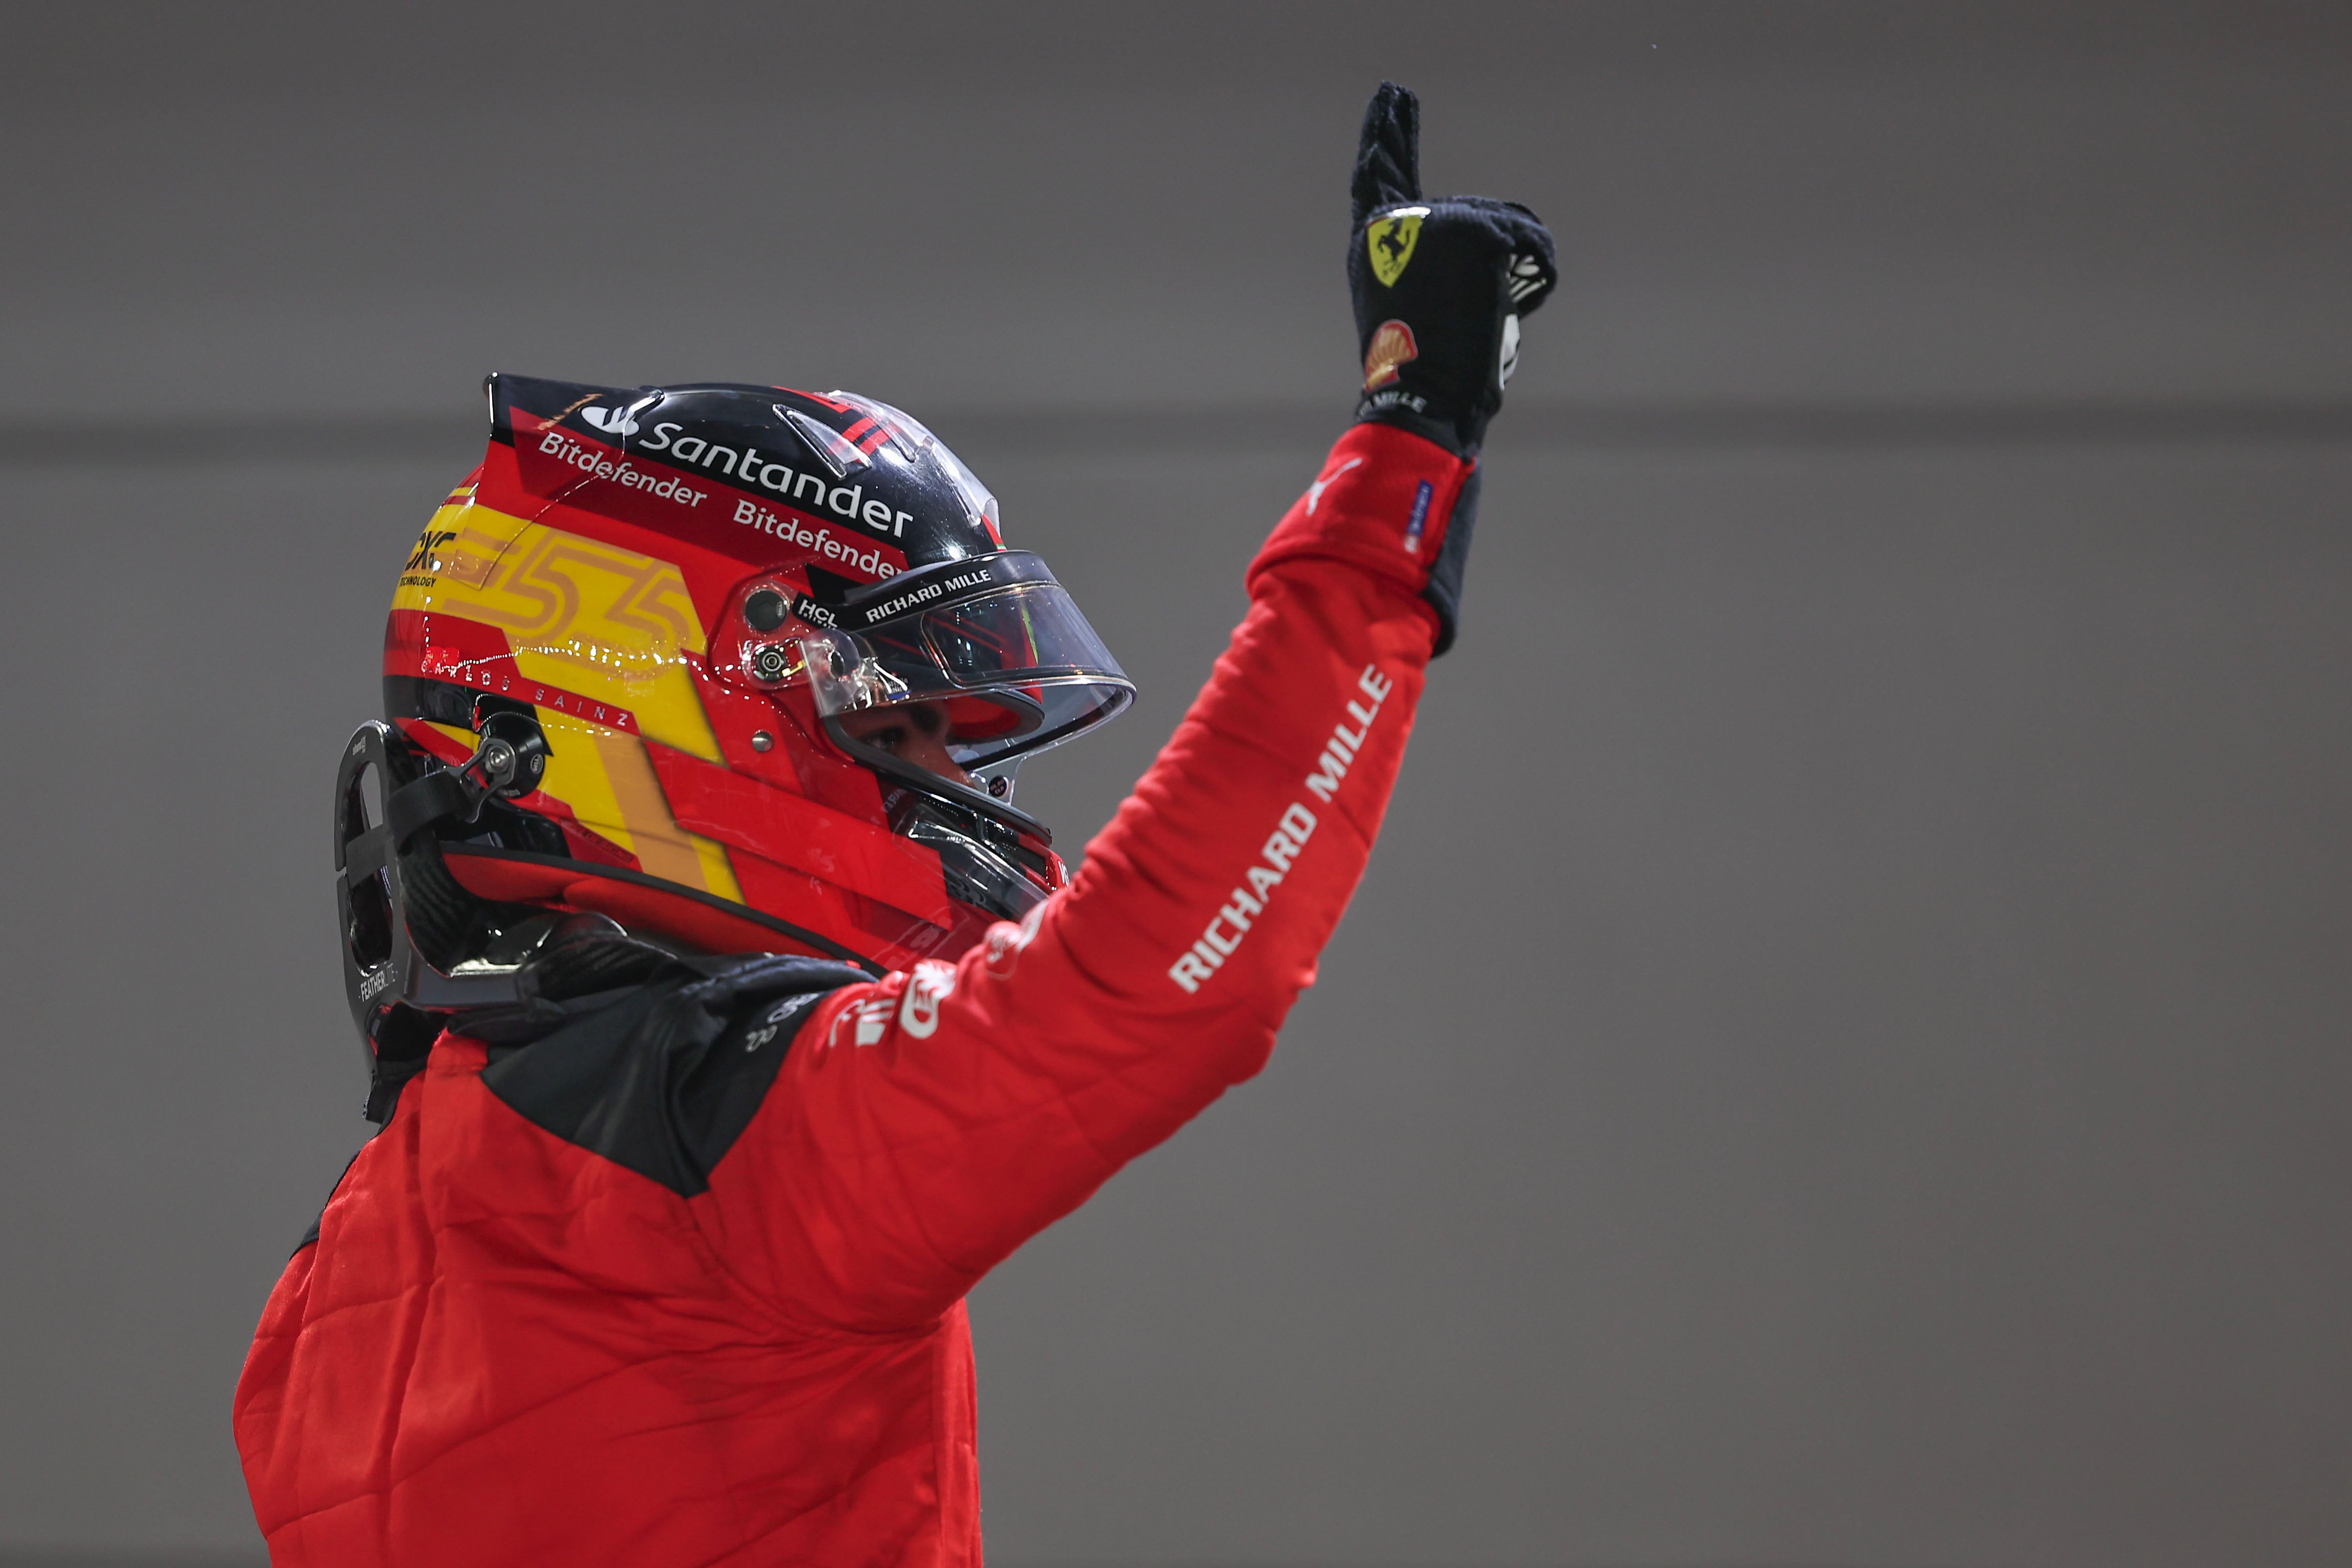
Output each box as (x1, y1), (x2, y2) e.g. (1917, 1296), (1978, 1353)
(234, 420), (1476, 1566)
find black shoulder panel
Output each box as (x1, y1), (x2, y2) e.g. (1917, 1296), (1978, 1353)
(478, 954), (866, 1196)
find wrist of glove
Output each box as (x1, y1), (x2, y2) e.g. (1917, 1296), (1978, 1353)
(1347, 82), (1557, 458)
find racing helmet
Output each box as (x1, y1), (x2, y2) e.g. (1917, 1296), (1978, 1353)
(336, 375), (1132, 1087)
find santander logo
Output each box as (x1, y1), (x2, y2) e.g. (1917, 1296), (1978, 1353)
(580, 405), (639, 437)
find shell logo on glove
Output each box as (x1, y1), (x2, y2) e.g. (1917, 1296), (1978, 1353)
(1362, 319), (1419, 390)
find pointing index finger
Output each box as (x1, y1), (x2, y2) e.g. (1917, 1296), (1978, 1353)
(1350, 80), (1421, 229)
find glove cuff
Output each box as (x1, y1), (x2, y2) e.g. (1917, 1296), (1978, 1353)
(1353, 399), (1483, 461)
(1250, 421), (1480, 657)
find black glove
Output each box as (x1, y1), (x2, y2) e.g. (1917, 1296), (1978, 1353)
(1348, 81), (1558, 457)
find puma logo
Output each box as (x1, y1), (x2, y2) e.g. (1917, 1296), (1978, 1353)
(1306, 456), (1363, 516)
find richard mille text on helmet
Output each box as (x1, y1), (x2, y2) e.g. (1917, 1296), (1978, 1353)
(235, 83), (1557, 1568)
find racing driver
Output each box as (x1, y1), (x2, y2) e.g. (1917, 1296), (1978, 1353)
(235, 83), (1556, 1566)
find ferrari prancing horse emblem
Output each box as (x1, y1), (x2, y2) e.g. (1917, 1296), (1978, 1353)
(1367, 207), (1427, 287)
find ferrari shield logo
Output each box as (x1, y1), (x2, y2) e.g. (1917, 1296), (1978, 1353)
(1367, 208), (1426, 287)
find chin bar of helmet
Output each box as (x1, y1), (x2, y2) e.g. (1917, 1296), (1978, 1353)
(818, 709), (1053, 843)
(798, 615), (1057, 841)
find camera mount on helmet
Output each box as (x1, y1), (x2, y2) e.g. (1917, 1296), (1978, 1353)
(336, 718), (559, 1118)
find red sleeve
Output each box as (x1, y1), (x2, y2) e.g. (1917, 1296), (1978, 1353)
(695, 423), (1476, 1330)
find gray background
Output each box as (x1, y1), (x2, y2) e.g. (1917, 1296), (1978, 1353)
(0, 3), (2346, 1564)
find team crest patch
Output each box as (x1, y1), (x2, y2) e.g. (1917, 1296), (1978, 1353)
(1363, 320), (1419, 390)
(1367, 208), (1426, 287)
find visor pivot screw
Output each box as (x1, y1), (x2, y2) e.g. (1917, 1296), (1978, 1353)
(749, 644), (791, 682)
(745, 589), (789, 632)
(750, 731), (775, 753)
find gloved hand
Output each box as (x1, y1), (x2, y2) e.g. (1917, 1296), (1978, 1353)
(1348, 81), (1558, 456)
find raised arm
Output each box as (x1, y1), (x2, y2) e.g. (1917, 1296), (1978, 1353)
(704, 85), (1558, 1329)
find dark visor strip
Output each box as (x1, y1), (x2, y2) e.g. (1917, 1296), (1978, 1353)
(791, 550), (1058, 635)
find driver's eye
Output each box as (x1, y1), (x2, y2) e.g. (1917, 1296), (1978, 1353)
(867, 725), (908, 754)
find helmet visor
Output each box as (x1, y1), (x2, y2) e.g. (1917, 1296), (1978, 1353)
(799, 558), (1134, 772)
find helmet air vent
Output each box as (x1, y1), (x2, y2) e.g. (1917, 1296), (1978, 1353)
(777, 407), (870, 479)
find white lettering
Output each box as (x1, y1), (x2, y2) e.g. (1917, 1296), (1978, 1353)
(728, 497), (901, 578)
(985, 898), (1051, 978)
(899, 960), (955, 1038)
(1261, 829), (1299, 873)
(1168, 951), (1215, 993)
(1303, 666), (1390, 802)
(534, 427), (705, 510)
(1166, 799), (1323, 995)
(1304, 751), (1348, 801)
